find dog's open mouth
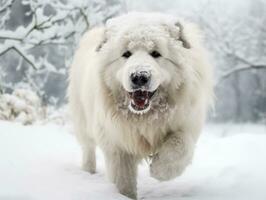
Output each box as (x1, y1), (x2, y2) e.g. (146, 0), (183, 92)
(128, 90), (156, 114)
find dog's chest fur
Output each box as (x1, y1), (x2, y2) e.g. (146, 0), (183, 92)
(113, 119), (169, 156)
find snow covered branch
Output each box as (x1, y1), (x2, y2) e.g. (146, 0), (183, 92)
(0, 0), (125, 106)
(0, 46), (37, 70)
(216, 51), (266, 86)
(217, 64), (266, 86)
(0, 0), (90, 104)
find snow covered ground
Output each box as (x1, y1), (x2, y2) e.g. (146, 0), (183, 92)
(0, 121), (265, 200)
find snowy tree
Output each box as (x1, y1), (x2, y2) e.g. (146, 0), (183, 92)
(0, 0), (124, 106)
(193, 0), (266, 122)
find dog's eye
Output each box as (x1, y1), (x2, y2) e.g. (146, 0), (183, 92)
(122, 51), (132, 58)
(150, 51), (161, 58)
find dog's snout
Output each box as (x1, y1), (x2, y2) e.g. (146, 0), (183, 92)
(130, 71), (150, 88)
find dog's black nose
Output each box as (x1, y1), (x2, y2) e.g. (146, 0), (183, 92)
(131, 71), (150, 88)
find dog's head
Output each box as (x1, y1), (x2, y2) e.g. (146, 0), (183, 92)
(97, 12), (202, 118)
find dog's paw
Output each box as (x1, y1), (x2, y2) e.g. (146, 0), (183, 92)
(119, 189), (137, 200)
(82, 156), (96, 174)
(149, 146), (189, 181)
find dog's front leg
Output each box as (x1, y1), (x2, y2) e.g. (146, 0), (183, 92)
(103, 148), (138, 199)
(150, 131), (195, 181)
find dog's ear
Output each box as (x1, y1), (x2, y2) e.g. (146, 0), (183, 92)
(174, 22), (191, 49)
(165, 21), (191, 49)
(96, 28), (108, 52)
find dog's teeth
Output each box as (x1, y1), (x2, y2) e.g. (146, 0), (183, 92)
(131, 100), (136, 105)
(128, 101), (151, 115)
(145, 99), (148, 104)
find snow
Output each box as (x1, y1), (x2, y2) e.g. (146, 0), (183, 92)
(0, 89), (43, 125)
(0, 121), (266, 200)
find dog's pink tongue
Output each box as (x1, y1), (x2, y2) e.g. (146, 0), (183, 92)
(133, 91), (148, 108)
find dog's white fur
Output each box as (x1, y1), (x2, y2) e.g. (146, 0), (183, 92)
(68, 12), (213, 199)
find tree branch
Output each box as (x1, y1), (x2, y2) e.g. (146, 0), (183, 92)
(78, 8), (90, 29)
(0, 36), (23, 41)
(214, 40), (266, 87)
(0, 0), (15, 14)
(216, 63), (266, 87)
(218, 64), (266, 83)
(0, 46), (38, 70)
(0, 0), (91, 103)
(0, 46), (13, 56)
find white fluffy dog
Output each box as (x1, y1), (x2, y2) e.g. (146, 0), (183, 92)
(68, 12), (213, 199)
